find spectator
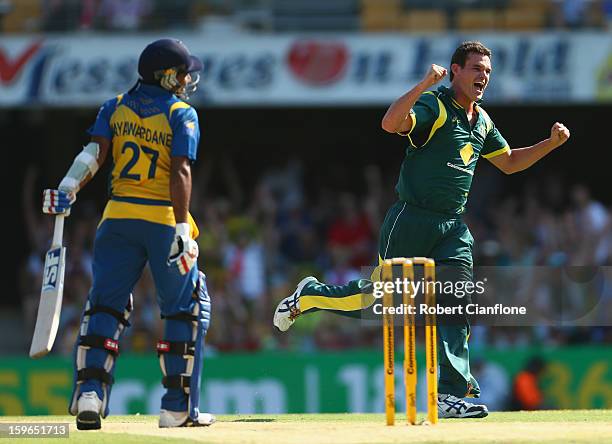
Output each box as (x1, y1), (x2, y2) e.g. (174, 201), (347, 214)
(97, 0), (152, 31)
(42, 0), (81, 31)
(153, 0), (194, 29)
(552, 0), (596, 29)
(78, 0), (98, 30)
(327, 193), (374, 268)
(0, 0), (12, 32)
(472, 358), (511, 411)
(570, 184), (610, 264)
(20, 157), (612, 353)
(511, 357), (547, 410)
(605, 0), (612, 29)
(223, 216), (267, 313)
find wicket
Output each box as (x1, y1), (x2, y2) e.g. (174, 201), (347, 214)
(382, 257), (437, 426)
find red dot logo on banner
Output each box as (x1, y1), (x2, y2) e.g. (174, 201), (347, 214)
(0, 40), (44, 85)
(287, 40), (348, 86)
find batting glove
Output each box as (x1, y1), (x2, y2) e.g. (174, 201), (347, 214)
(167, 223), (199, 275)
(42, 189), (76, 216)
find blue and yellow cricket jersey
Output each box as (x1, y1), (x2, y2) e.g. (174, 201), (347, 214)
(89, 83), (200, 237)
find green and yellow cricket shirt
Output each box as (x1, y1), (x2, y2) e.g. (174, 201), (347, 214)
(397, 86), (509, 215)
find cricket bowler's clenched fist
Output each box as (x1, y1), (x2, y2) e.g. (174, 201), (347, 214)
(423, 64), (448, 88)
(380, 63), (449, 133)
(549, 122), (571, 148)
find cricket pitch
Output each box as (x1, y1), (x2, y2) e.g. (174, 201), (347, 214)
(4, 410), (612, 444)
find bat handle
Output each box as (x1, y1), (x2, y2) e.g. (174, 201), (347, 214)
(52, 215), (65, 247)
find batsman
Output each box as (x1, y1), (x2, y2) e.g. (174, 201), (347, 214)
(274, 41), (570, 418)
(42, 39), (214, 429)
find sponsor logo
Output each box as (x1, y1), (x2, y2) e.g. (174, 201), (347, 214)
(446, 162), (474, 176)
(42, 248), (61, 291)
(0, 35), (586, 105)
(0, 40), (43, 85)
(185, 120), (196, 136)
(104, 338), (119, 352)
(459, 143), (475, 166)
(287, 40), (348, 86)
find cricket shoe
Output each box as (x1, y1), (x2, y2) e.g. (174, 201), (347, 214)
(76, 391), (102, 430)
(273, 276), (318, 332)
(159, 409), (216, 428)
(437, 394), (489, 418)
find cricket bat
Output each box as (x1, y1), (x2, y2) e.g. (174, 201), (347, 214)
(29, 215), (66, 358)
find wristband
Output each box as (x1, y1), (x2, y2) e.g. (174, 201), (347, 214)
(175, 223), (190, 237)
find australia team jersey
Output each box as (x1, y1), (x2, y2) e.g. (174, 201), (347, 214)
(89, 83), (200, 234)
(397, 86), (509, 215)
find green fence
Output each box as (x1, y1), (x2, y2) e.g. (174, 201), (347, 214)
(1, 347), (611, 415)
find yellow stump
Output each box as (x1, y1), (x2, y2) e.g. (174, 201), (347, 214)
(402, 259), (417, 425)
(424, 259), (438, 425)
(382, 257), (437, 426)
(382, 260), (395, 426)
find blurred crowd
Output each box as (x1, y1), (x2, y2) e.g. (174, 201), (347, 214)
(1, 0), (611, 33)
(20, 156), (612, 358)
(1, 0), (200, 32)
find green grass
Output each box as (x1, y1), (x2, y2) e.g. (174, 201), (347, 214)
(2, 411), (612, 444)
(213, 410), (612, 422)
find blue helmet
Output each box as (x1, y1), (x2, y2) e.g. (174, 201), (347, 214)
(138, 38), (203, 99)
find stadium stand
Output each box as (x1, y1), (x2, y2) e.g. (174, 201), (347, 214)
(0, 0), (608, 33)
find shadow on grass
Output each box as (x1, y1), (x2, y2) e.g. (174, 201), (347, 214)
(232, 418), (276, 423)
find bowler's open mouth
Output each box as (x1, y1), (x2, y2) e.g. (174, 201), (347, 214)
(474, 81), (485, 93)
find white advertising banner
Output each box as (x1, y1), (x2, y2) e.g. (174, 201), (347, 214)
(0, 32), (610, 107)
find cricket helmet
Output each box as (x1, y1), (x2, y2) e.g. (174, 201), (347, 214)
(138, 38), (203, 99)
